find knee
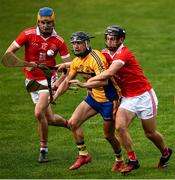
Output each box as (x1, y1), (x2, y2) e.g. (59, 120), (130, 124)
(68, 120), (77, 131)
(115, 125), (127, 135)
(35, 111), (42, 119)
(34, 110), (45, 121)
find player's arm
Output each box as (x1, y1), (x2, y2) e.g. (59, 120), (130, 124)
(59, 41), (72, 63)
(56, 62), (71, 72)
(5, 41), (37, 70)
(53, 73), (76, 102)
(89, 61), (124, 82)
(5, 42), (19, 53)
(69, 79), (108, 88)
(62, 56), (71, 62)
(6, 30), (27, 54)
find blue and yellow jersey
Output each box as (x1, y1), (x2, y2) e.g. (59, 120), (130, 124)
(69, 49), (121, 102)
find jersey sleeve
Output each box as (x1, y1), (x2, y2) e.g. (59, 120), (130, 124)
(113, 48), (129, 64)
(58, 41), (70, 59)
(91, 50), (108, 75)
(15, 30), (27, 47)
(69, 59), (77, 77)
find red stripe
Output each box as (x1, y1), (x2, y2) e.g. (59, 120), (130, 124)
(148, 90), (157, 116)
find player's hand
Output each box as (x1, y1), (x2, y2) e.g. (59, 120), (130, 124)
(49, 94), (57, 104)
(26, 62), (38, 71)
(69, 79), (81, 86)
(56, 63), (66, 72)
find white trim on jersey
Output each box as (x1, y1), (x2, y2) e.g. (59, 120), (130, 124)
(51, 29), (57, 36)
(106, 44), (124, 58)
(117, 44), (124, 53)
(36, 27), (40, 35)
(36, 27), (57, 36)
(13, 41), (21, 48)
(61, 53), (70, 59)
(25, 29), (36, 35)
(112, 59), (125, 65)
(36, 26), (64, 43)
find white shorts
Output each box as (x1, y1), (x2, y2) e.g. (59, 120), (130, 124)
(119, 89), (158, 120)
(25, 75), (57, 104)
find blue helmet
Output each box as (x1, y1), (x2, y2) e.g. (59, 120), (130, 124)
(37, 7), (55, 21)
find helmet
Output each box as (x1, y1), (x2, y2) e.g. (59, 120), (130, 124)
(105, 25), (126, 38)
(37, 7), (55, 21)
(70, 31), (94, 43)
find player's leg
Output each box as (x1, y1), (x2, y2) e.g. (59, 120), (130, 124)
(103, 119), (125, 172)
(99, 100), (124, 172)
(34, 91), (50, 163)
(141, 117), (172, 168)
(45, 105), (69, 128)
(69, 101), (97, 130)
(115, 108), (140, 173)
(140, 89), (172, 168)
(116, 108), (136, 155)
(68, 100), (97, 170)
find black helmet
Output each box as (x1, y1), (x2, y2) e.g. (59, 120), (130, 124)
(70, 31), (94, 43)
(105, 25), (126, 38)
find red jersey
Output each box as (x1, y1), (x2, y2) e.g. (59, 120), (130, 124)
(14, 27), (70, 80)
(102, 44), (152, 97)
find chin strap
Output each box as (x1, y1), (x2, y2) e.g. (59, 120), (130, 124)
(74, 48), (92, 58)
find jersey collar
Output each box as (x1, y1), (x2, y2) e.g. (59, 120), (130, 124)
(107, 44), (124, 58)
(36, 26), (57, 36)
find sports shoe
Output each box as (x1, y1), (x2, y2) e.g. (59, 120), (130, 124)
(69, 154), (92, 170)
(121, 160), (140, 174)
(38, 150), (48, 163)
(158, 148), (172, 168)
(112, 160), (125, 172)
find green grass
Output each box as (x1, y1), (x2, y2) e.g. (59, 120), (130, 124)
(0, 0), (175, 179)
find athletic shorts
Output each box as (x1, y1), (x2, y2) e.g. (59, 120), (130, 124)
(84, 95), (118, 121)
(119, 89), (158, 120)
(25, 75), (57, 104)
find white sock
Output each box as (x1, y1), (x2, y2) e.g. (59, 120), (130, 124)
(40, 147), (48, 152)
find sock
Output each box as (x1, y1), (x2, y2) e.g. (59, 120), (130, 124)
(77, 141), (88, 156)
(115, 150), (124, 161)
(161, 147), (169, 157)
(128, 151), (137, 161)
(40, 147), (48, 152)
(65, 120), (70, 129)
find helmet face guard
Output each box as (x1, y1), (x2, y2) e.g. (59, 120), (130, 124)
(104, 25), (126, 51)
(37, 7), (55, 35)
(70, 31), (94, 57)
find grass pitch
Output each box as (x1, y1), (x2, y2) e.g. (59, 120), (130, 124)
(0, 0), (175, 179)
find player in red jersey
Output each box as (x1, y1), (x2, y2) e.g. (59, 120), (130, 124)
(85, 25), (172, 173)
(5, 7), (71, 163)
